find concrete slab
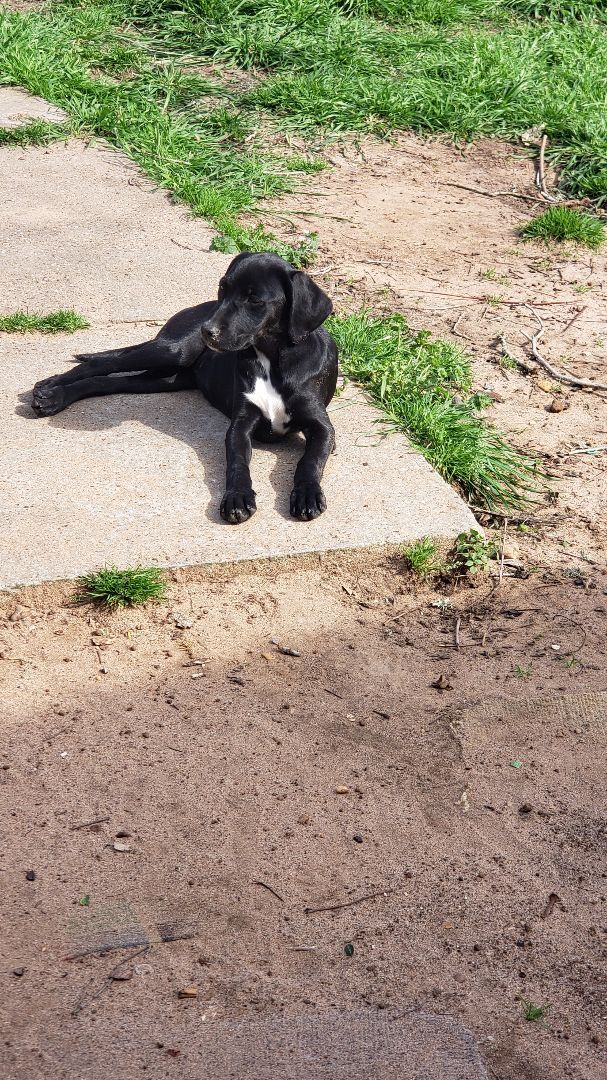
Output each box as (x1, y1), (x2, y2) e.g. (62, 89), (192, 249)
(0, 86), (67, 128)
(0, 130), (477, 586)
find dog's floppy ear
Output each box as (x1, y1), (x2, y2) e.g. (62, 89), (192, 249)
(287, 270), (333, 344)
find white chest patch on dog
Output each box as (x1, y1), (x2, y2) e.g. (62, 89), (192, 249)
(245, 351), (291, 434)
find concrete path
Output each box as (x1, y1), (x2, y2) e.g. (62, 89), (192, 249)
(0, 90), (477, 587)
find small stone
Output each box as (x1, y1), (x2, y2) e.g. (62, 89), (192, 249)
(113, 841), (131, 852)
(432, 673), (453, 691)
(172, 612), (193, 630)
(111, 968), (133, 981)
(13, 967), (25, 977)
(9, 607), (28, 623)
(261, 652), (274, 662)
(353, 834), (364, 843)
(178, 985), (198, 999)
(548, 397), (568, 413)
(25, 870), (36, 881)
(278, 646), (301, 657)
(519, 803), (533, 814)
(334, 785), (350, 795)
(297, 814), (310, 825)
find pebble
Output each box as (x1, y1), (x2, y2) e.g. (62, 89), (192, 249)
(9, 607), (28, 623)
(13, 967), (25, 977)
(25, 870), (36, 881)
(519, 803), (533, 814)
(334, 785), (350, 795)
(113, 841), (131, 853)
(172, 612), (194, 629)
(548, 397), (568, 413)
(353, 834), (364, 844)
(178, 985), (198, 999)
(111, 968), (133, 981)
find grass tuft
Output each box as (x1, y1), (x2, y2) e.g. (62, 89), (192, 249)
(330, 312), (541, 512)
(75, 565), (167, 608)
(402, 537), (442, 577)
(0, 118), (70, 146)
(520, 998), (552, 1022)
(0, 310), (90, 333)
(520, 206), (606, 249)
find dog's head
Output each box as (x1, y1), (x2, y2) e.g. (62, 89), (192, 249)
(200, 252), (332, 352)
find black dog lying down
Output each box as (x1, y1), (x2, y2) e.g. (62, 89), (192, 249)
(31, 253), (338, 523)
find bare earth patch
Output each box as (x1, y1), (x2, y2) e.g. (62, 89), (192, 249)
(2, 131), (607, 1080)
(254, 134), (607, 570)
(1, 556), (606, 1079)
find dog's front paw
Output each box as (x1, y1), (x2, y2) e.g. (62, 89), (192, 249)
(31, 381), (68, 417)
(220, 488), (257, 524)
(290, 483), (326, 520)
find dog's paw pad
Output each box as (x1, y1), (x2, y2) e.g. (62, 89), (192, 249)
(31, 384), (67, 417)
(290, 484), (326, 520)
(220, 489), (257, 525)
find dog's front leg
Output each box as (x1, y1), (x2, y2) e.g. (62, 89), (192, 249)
(221, 404), (259, 524)
(290, 403), (335, 520)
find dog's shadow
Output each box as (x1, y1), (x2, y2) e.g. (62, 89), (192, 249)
(16, 389), (305, 524)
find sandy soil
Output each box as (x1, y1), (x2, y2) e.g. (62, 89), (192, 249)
(2, 555), (606, 1079)
(254, 134), (607, 570)
(2, 123), (606, 1078)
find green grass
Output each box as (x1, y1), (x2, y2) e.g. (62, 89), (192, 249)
(331, 312), (540, 511)
(0, 0), (606, 260)
(75, 565), (167, 607)
(402, 537), (442, 577)
(0, 309), (90, 333)
(0, 118), (70, 146)
(520, 998), (552, 1023)
(520, 206), (606, 248)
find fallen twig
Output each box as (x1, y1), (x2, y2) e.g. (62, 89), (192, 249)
(71, 945), (151, 1016)
(438, 181), (545, 204)
(535, 134), (558, 202)
(557, 306), (586, 337)
(520, 305), (607, 392)
(451, 311), (477, 343)
(70, 814), (110, 831)
(498, 519), (508, 586)
(252, 880), (285, 903)
(304, 887), (395, 914)
(454, 617), (461, 649)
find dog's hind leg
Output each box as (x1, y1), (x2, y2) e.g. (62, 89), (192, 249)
(34, 340), (187, 395)
(31, 368), (196, 417)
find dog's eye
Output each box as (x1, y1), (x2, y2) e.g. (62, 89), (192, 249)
(248, 297), (264, 307)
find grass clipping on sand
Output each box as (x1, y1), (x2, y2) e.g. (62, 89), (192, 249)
(330, 312), (540, 512)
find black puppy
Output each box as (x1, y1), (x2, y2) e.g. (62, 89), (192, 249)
(31, 253), (338, 523)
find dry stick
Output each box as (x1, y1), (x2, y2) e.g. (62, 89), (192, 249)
(252, 880), (285, 903)
(70, 814), (110, 831)
(498, 519), (508, 586)
(520, 305), (607, 392)
(438, 180), (545, 204)
(71, 945), (151, 1017)
(454, 617), (461, 649)
(557, 305), (587, 337)
(304, 887), (395, 914)
(535, 134), (558, 203)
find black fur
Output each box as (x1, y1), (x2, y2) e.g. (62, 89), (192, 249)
(31, 252), (338, 523)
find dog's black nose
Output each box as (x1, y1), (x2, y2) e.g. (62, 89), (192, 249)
(202, 323), (220, 346)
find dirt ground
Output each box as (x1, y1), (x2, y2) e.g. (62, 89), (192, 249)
(255, 133), (607, 570)
(2, 136), (607, 1079)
